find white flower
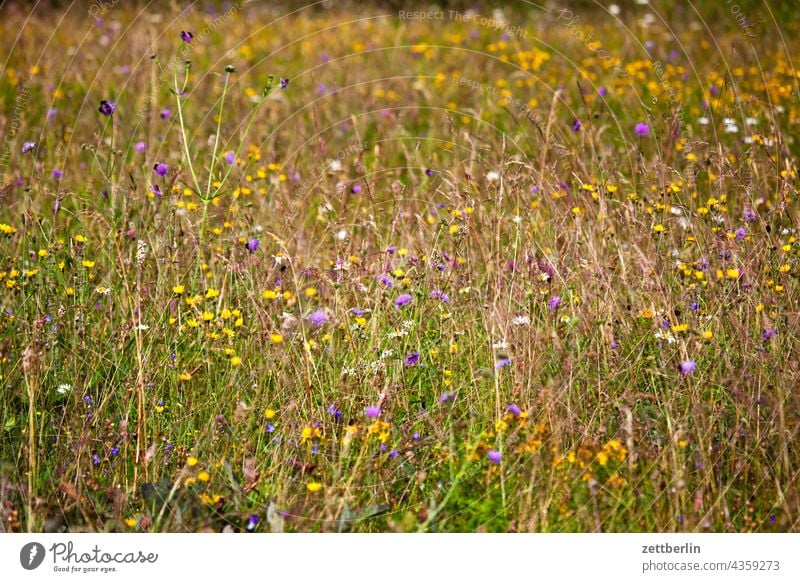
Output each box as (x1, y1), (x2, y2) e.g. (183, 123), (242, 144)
(329, 159), (342, 172)
(609, 4), (621, 16)
(485, 170), (500, 182)
(56, 383), (72, 395)
(512, 315), (531, 326)
(697, 116), (709, 125)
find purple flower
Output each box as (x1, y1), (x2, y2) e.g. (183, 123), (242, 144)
(762, 328), (777, 340)
(154, 163), (169, 176)
(308, 310), (328, 326)
(425, 168), (435, 177)
(548, 295), (562, 311)
(439, 391), (455, 404)
(150, 184), (162, 198)
(180, 31), (193, 43)
(22, 141), (36, 154)
(265, 423), (275, 433)
(430, 290), (449, 303)
(495, 357), (511, 370)
(487, 450), (502, 464)
(394, 294), (412, 307)
(280, 77), (289, 90)
(378, 274), (393, 288)
(134, 141), (146, 153)
(160, 108), (171, 120)
(224, 151), (235, 165)
(507, 403), (521, 417)
(110, 446), (119, 456)
(405, 351), (421, 366)
(388, 449), (399, 459)
(351, 184), (362, 194)
(572, 119), (582, 132)
(47, 107), (58, 120)
(678, 360), (697, 377)
(246, 515), (259, 532)
(326, 404), (342, 419)
(52, 169), (62, 180)
(386, 245), (398, 254)
(412, 432), (421, 441)
(245, 238), (260, 253)
(734, 227), (747, 241)
(98, 100), (116, 116)
(597, 86), (608, 97)
(350, 307), (365, 317)
(743, 205), (757, 222)
(365, 406), (381, 419)
(92, 454), (101, 465)
(635, 122), (650, 136)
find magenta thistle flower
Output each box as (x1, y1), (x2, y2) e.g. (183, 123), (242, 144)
(365, 406), (381, 419)
(394, 293), (412, 307)
(180, 31), (193, 43)
(154, 163), (169, 176)
(134, 141), (146, 153)
(98, 100), (116, 116)
(635, 122), (650, 136)
(224, 151), (236, 165)
(678, 360), (697, 377)
(309, 310), (328, 326)
(487, 450), (502, 464)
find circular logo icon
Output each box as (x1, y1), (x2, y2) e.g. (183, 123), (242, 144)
(20, 542), (46, 570)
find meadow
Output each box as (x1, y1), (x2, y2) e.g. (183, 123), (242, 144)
(0, 0), (798, 533)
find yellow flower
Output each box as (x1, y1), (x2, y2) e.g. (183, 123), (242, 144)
(230, 356), (242, 367)
(652, 224), (666, 234)
(725, 268), (740, 279)
(264, 408), (276, 420)
(270, 333), (284, 344)
(82, 260), (96, 268)
(0, 223), (18, 235)
(304, 287), (317, 298)
(173, 285), (185, 295)
(197, 471), (210, 482)
(262, 289), (278, 300)
(124, 517), (137, 528)
(187, 456), (199, 467)
(306, 482), (322, 493)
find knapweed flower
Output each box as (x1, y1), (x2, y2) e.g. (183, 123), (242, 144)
(635, 122), (650, 136)
(160, 108), (171, 120)
(224, 151), (235, 165)
(507, 403), (521, 417)
(439, 391), (455, 404)
(394, 293), (412, 307)
(134, 141), (146, 153)
(365, 406), (381, 419)
(734, 227), (747, 241)
(153, 163), (169, 176)
(597, 86), (608, 97)
(308, 310), (328, 326)
(487, 450), (502, 464)
(548, 295), (562, 311)
(52, 169), (62, 180)
(351, 184), (362, 194)
(678, 360), (697, 377)
(98, 99), (116, 116)
(572, 119), (582, 132)
(405, 351), (420, 366)
(245, 238), (260, 253)
(326, 404), (342, 419)
(495, 357), (511, 370)
(22, 141), (36, 154)
(180, 31), (193, 43)
(280, 77), (289, 89)
(430, 290), (450, 303)
(762, 328), (777, 340)
(378, 274), (393, 288)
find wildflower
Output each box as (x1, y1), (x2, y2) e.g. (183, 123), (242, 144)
(678, 360), (697, 377)
(308, 310), (328, 326)
(572, 119), (582, 132)
(762, 328), (777, 340)
(394, 293), (412, 307)
(487, 450), (502, 464)
(507, 403), (521, 417)
(135, 141), (146, 153)
(153, 163), (169, 176)
(186, 456), (199, 467)
(230, 356), (242, 366)
(351, 184), (362, 194)
(425, 168), (435, 177)
(180, 31), (193, 43)
(405, 351), (421, 366)
(246, 515), (259, 532)
(439, 391), (455, 404)
(365, 406), (381, 419)
(160, 108), (171, 120)
(280, 77), (289, 89)
(98, 100), (116, 116)
(378, 274), (393, 288)
(52, 169), (62, 180)
(734, 227), (747, 241)
(327, 404), (342, 419)
(634, 122), (650, 136)
(430, 289), (450, 303)
(306, 482), (322, 492)
(22, 141), (36, 154)
(245, 238), (260, 253)
(224, 151), (235, 165)
(270, 333), (284, 344)
(56, 383), (72, 395)
(512, 314), (530, 326)
(548, 295), (562, 311)
(173, 285), (185, 295)
(495, 357), (511, 370)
